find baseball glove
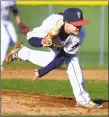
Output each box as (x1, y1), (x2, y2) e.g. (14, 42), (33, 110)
(19, 22), (29, 35)
(41, 34), (52, 47)
(41, 20), (64, 47)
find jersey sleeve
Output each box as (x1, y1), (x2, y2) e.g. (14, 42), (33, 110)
(27, 14), (63, 40)
(38, 49), (65, 77)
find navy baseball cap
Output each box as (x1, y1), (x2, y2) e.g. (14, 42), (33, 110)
(63, 8), (89, 26)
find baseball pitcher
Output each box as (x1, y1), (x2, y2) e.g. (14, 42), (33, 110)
(6, 8), (102, 109)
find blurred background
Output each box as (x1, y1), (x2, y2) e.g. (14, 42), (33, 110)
(8, 0), (108, 69)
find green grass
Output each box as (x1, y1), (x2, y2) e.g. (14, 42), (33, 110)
(4, 60), (108, 70)
(1, 79), (108, 100)
(2, 114), (81, 117)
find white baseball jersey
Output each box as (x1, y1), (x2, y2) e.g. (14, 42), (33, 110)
(1, 1), (16, 21)
(27, 14), (85, 54)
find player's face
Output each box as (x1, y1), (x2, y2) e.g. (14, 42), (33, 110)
(64, 22), (81, 35)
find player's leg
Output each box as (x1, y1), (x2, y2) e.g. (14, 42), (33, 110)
(7, 22), (18, 44)
(1, 22), (10, 70)
(65, 54), (90, 104)
(65, 54), (102, 108)
(18, 47), (56, 67)
(6, 43), (57, 67)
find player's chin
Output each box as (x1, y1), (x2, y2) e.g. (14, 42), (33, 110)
(72, 31), (80, 35)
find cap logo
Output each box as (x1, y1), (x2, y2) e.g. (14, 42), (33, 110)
(77, 12), (81, 19)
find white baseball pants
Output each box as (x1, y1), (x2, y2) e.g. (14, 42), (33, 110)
(1, 20), (17, 67)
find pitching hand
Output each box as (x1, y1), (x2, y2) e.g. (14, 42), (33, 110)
(32, 69), (40, 81)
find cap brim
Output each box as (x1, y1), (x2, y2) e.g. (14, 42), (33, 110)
(71, 20), (89, 26)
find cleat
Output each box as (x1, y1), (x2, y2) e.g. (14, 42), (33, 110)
(75, 100), (102, 109)
(6, 41), (23, 64)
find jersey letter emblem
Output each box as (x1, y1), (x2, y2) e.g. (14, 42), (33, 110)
(77, 12), (81, 19)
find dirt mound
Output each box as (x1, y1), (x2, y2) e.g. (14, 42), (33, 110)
(1, 90), (108, 116)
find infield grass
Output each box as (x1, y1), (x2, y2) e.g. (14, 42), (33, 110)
(1, 79), (108, 100)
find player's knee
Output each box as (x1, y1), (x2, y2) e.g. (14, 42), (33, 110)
(28, 37), (43, 47)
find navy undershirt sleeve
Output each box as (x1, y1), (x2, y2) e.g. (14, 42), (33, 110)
(38, 49), (66, 77)
(28, 37), (43, 47)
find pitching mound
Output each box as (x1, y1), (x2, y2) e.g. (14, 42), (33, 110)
(1, 90), (108, 116)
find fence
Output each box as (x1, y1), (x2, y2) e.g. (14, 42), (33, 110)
(15, 1), (108, 68)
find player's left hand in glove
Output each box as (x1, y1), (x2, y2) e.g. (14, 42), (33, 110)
(41, 34), (52, 47)
(19, 22), (29, 35)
